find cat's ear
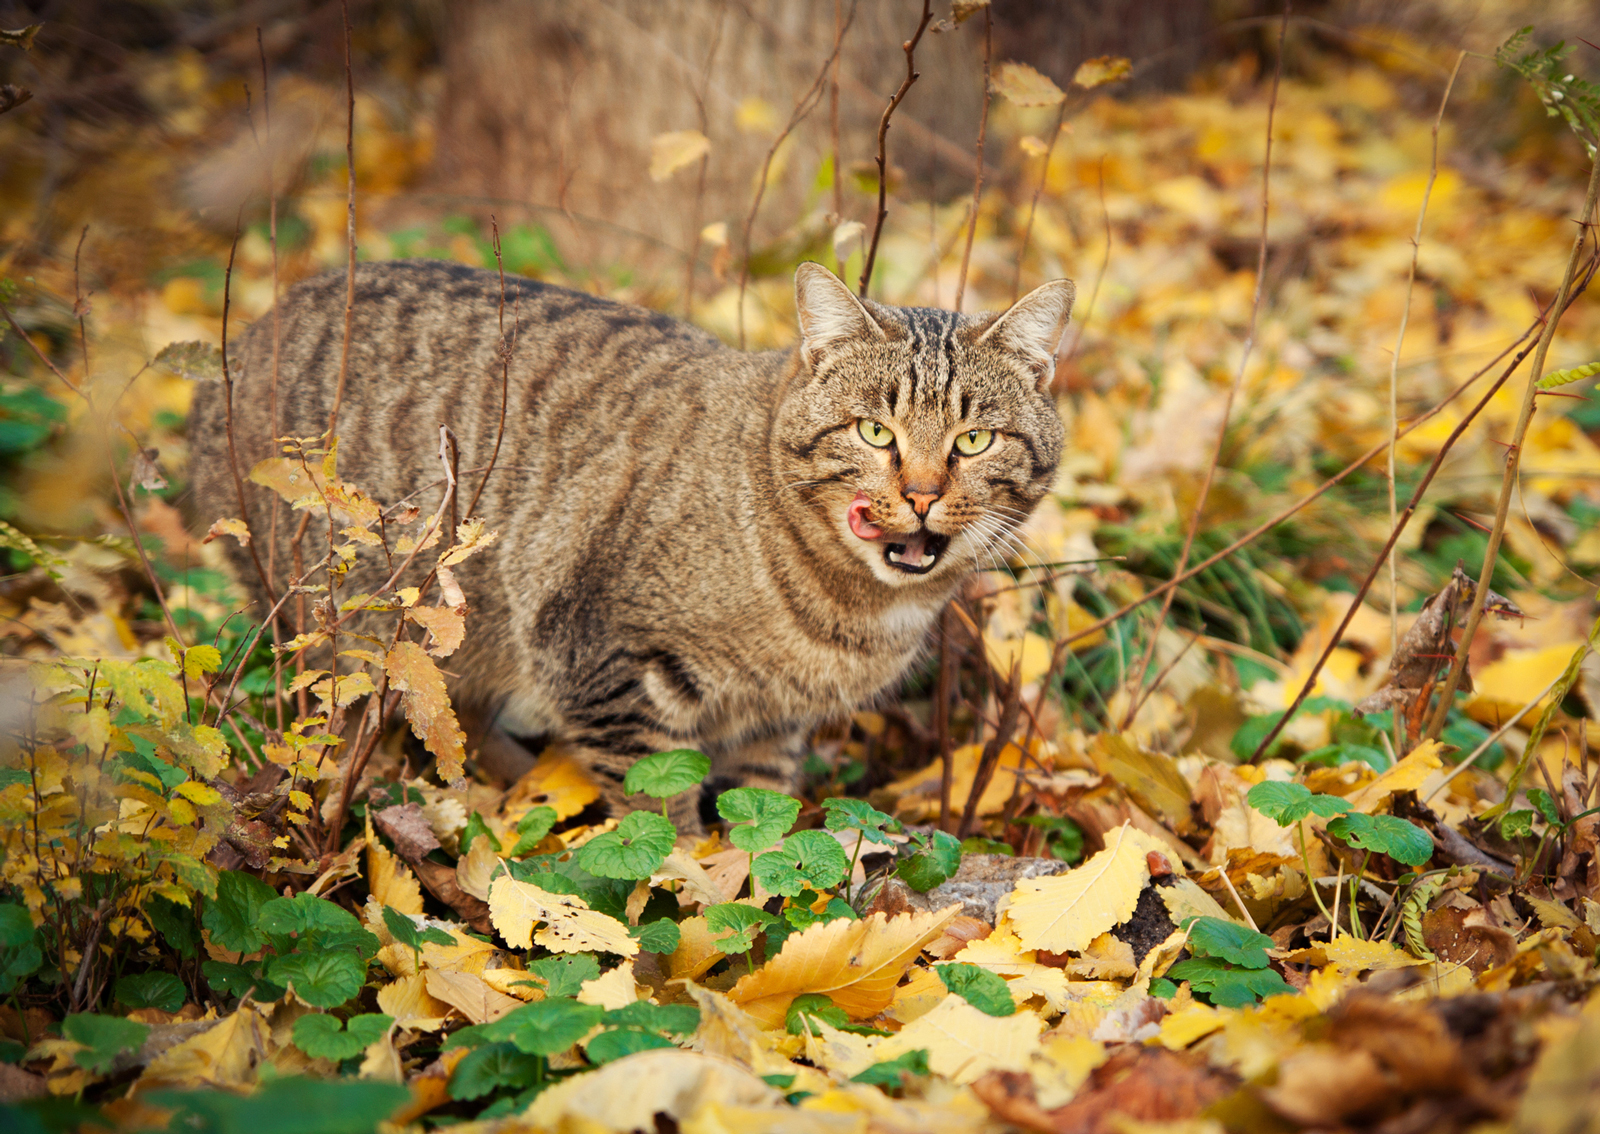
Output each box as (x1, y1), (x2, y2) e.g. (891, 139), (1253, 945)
(794, 262), (886, 369)
(977, 279), (1076, 391)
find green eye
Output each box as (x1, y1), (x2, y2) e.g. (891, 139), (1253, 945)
(953, 428), (993, 456)
(858, 419), (895, 448)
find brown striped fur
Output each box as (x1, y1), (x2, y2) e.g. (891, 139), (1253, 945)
(189, 260), (1072, 831)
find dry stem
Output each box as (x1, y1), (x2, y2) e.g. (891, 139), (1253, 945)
(858, 0), (934, 298)
(952, 5), (992, 313)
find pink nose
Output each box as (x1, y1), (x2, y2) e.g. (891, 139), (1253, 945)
(905, 491), (940, 516)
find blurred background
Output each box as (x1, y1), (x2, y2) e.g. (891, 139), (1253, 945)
(1, 0), (1597, 798)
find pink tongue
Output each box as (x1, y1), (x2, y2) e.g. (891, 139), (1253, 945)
(896, 530), (932, 561)
(847, 494), (883, 540)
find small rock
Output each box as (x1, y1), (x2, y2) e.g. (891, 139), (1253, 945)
(864, 854), (1071, 923)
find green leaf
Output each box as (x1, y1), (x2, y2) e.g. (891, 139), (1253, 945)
(115, 972), (186, 1014)
(203, 870), (277, 955)
(292, 1013), (393, 1061)
(461, 811), (502, 855)
(895, 830), (963, 893)
(704, 903), (778, 954)
(1500, 809), (1538, 839)
(147, 1076), (409, 1134)
(501, 997), (606, 1056)
(574, 811), (677, 880)
(1168, 956), (1295, 1008)
(0, 904), (40, 995)
(381, 907), (453, 957)
(510, 806), (558, 857)
(268, 950), (367, 1008)
(935, 963), (1016, 1017)
(820, 797), (901, 845)
(1326, 813), (1434, 867)
(630, 918), (681, 954)
(524, 954), (600, 998)
(851, 1049), (930, 1087)
(144, 894), (200, 961)
(1183, 916), (1273, 969)
(586, 1028), (675, 1063)
(752, 830), (851, 897)
(1298, 743), (1390, 772)
(1527, 788), (1563, 827)
(62, 1013), (150, 1074)
(1246, 780), (1352, 825)
(603, 1001), (700, 1036)
(201, 960), (284, 1002)
(624, 749), (711, 800)
(257, 892), (379, 958)
(450, 1042), (543, 1100)
(716, 787), (801, 853)
(782, 992), (886, 1037)
(1231, 712), (1289, 761)
(1149, 977), (1178, 999)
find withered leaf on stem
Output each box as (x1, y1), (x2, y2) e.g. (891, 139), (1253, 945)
(0, 84), (32, 115)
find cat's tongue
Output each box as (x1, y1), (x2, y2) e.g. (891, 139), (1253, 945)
(885, 529), (937, 570)
(846, 494), (884, 541)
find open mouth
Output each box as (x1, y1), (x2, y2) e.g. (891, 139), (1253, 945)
(847, 493), (949, 576)
(883, 531), (950, 574)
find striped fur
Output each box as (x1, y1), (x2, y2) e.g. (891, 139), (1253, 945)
(190, 260), (1071, 830)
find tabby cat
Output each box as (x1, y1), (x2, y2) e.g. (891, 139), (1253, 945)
(190, 260), (1072, 831)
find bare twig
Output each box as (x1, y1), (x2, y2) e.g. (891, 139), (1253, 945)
(1014, 100), (1070, 302)
(1385, 53), (1463, 757)
(952, 5), (992, 312)
(737, 1), (856, 348)
(325, 0), (358, 441)
(1122, 3), (1290, 728)
(830, 0), (844, 241)
(1423, 155), (1600, 741)
(465, 217), (515, 521)
(858, 0), (934, 298)
(959, 657), (1021, 839)
(1250, 258), (1598, 761)
(681, 3), (725, 321)
(1423, 670), (1568, 805)
(936, 604), (957, 833)
(219, 218), (279, 608)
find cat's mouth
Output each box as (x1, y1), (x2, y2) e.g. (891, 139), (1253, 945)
(847, 494), (949, 575)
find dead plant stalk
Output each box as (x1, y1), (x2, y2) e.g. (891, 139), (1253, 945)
(858, 0), (934, 298)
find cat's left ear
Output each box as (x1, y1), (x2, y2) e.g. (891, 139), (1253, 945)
(977, 279), (1076, 392)
(794, 262), (887, 370)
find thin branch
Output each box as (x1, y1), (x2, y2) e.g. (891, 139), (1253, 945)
(830, 0), (844, 239)
(1423, 154), (1600, 741)
(465, 217), (515, 522)
(1249, 258), (1598, 761)
(858, 0), (934, 298)
(1121, 3), (1290, 729)
(737, 1), (856, 348)
(258, 25), (288, 734)
(952, 5), (992, 313)
(219, 216), (279, 608)
(1385, 52), (1463, 757)
(1014, 100), (1070, 303)
(325, 0), (358, 441)
(935, 604), (957, 833)
(681, 2), (726, 321)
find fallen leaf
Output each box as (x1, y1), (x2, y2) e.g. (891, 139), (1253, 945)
(525, 1048), (779, 1130)
(422, 969), (521, 1025)
(876, 995), (1043, 1084)
(1000, 823), (1160, 953)
(488, 873), (639, 957)
(133, 1007), (270, 1091)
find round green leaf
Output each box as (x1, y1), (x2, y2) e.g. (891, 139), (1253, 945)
(574, 811), (677, 879)
(704, 902), (778, 954)
(630, 918), (681, 954)
(751, 830), (851, 897)
(624, 749), (711, 800)
(1182, 916), (1273, 968)
(935, 962), (1016, 1017)
(293, 1013), (393, 1061)
(716, 787), (801, 853)
(585, 1028), (676, 1063)
(1245, 780), (1350, 825)
(502, 997), (606, 1056)
(1326, 813), (1434, 866)
(449, 1042), (542, 1100)
(203, 870), (277, 955)
(269, 949), (367, 1008)
(820, 797), (900, 845)
(115, 972), (186, 1013)
(62, 1013), (150, 1074)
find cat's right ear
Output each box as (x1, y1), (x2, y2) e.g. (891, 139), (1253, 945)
(794, 262), (886, 370)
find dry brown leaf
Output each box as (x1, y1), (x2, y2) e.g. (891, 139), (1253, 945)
(383, 641), (467, 783)
(1072, 55), (1133, 89)
(727, 904), (959, 1028)
(1001, 823), (1161, 953)
(488, 873), (639, 957)
(405, 605), (465, 658)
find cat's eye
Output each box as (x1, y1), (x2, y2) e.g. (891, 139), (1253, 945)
(858, 419), (895, 448)
(953, 428), (994, 456)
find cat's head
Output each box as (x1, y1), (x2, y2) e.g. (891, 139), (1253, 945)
(775, 262), (1072, 589)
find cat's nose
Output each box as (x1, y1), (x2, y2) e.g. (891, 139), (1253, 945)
(904, 488), (941, 516)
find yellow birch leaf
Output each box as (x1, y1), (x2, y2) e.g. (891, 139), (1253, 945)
(882, 741), (1026, 821)
(992, 61), (1064, 107)
(488, 873), (639, 957)
(875, 995), (1044, 1084)
(1345, 741), (1444, 813)
(683, 984), (798, 1076)
(1000, 823), (1159, 953)
(174, 781), (223, 807)
(578, 960), (642, 1011)
(1064, 932), (1137, 979)
(358, 1028), (403, 1083)
(1158, 1003), (1226, 1050)
(1159, 876), (1236, 928)
(202, 517), (252, 547)
(888, 966), (947, 1024)
(1322, 936), (1424, 972)
(366, 823), (424, 916)
(802, 1019), (881, 1079)
(949, 930), (1076, 1014)
(669, 916), (727, 982)
(440, 518), (499, 566)
(478, 967), (545, 1002)
(1072, 55), (1133, 89)
(423, 969), (522, 1024)
(1032, 1034), (1109, 1108)
(525, 1049), (779, 1132)
(420, 926), (502, 975)
(652, 848), (726, 909)
(404, 605), (465, 658)
(1464, 644), (1583, 728)
(454, 838), (500, 902)
(248, 457), (326, 509)
(376, 972), (451, 1031)
(383, 640), (466, 783)
(727, 905), (959, 1028)
(649, 130), (711, 181)
(136, 1006), (271, 1090)
(503, 744), (602, 822)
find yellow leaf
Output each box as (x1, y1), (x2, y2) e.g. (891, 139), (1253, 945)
(682, 984), (798, 1076)
(441, 518), (499, 566)
(1158, 1003), (1226, 1050)
(136, 1006), (271, 1090)
(404, 605), (465, 659)
(1323, 936), (1424, 972)
(578, 960), (642, 1011)
(503, 744), (601, 822)
(1072, 55), (1133, 89)
(488, 873), (639, 957)
(173, 781), (222, 807)
(651, 848), (726, 909)
(801, 1019), (881, 1079)
(366, 821), (424, 915)
(984, 631), (1053, 686)
(423, 969), (522, 1024)
(735, 96), (780, 134)
(882, 741), (1026, 821)
(454, 839), (500, 903)
(525, 1049), (779, 1132)
(874, 995), (1044, 1084)
(202, 518), (252, 549)
(991, 61), (1064, 107)
(649, 130), (711, 181)
(358, 1028), (403, 1083)
(668, 916), (727, 982)
(949, 930), (1076, 1014)
(248, 457), (326, 509)
(1345, 741), (1444, 813)
(1000, 823), (1160, 953)
(1464, 644), (1583, 729)
(383, 641), (466, 783)
(376, 972), (451, 1031)
(727, 905), (959, 1029)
